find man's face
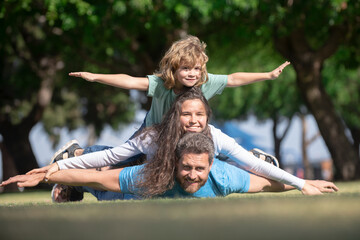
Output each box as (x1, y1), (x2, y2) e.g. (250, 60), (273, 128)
(176, 152), (212, 194)
(180, 99), (207, 133)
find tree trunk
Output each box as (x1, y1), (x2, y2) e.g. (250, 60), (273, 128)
(272, 116), (292, 166)
(349, 127), (360, 158)
(0, 54), (58, 187)
(1, 125), (39, 174)
(272, 121), (282, 165)
(274, 27), (360, 180)
(300, 114), (314, 179)
(0, 142), (19, 192)
(295, 64), (359, 180)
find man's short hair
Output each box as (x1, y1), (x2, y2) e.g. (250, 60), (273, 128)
(175, 132), (214, 164)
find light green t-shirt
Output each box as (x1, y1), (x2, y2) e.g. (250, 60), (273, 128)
(145, 73), (228, 127)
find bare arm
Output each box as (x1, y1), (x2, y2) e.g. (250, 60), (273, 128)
(247, 174), (338, 195)
(1, 168), (124, 193)
(47, 168), (123, 192)
(69, 72), (149, 91)
(247, 174), (295, 193)
(226, 61), (290, 87)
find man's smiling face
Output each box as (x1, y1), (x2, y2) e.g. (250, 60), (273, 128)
(175, 152), (212, 194)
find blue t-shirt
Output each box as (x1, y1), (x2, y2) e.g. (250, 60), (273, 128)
(119, 159), (250, 198)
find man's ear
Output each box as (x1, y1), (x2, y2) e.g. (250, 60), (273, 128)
(209, 158), (213, 170)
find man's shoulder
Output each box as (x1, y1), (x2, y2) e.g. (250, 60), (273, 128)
(209, 159), (250, 195)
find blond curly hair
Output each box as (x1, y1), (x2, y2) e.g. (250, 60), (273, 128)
(155, 35), (209, 89)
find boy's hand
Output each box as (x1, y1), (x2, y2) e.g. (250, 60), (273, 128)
(270, 61), (291, 80)
(69, 72), (96, 82)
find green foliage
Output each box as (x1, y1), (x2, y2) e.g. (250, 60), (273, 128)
(1, 0), (359, 154)
(208, 40), (301, 124)
(323, 57), (360, 129)
(1, 0), (141, 147)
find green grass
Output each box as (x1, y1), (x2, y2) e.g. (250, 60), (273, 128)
(1, 181), (360, 240)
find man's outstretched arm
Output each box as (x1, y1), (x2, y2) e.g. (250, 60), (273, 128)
(247, 174), (338, 195)
(1, 168), (124, 193)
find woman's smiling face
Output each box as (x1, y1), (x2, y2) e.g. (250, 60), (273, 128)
(180, 99), (207, 133)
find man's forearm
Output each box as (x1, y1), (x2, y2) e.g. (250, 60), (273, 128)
(47, 168), (123, 192)
(262, 179), (295, 192)
(248, 174), (295, 193)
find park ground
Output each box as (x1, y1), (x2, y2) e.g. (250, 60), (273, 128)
(0, 181), (359, 240)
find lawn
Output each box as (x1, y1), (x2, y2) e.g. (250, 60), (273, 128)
(1, 181), (359, 240)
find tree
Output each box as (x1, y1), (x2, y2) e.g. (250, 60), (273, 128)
(0, 0), (235, 189)
(201, 0), (360, 179)
(208, 42), (302, 165)
(266, 0), (360, 180)
(323, 54), (360, 159)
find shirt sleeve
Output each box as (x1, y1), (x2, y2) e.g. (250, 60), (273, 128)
(210, 125), (305, 190)
(57, 133), (156, 170)
(201, 73), (228, 100)
(119, 165), (143, 194)
(147, 75), (165, 97)
(211, 160), (250, 195)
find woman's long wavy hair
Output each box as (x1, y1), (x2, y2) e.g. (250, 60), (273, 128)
(136, 87), (212, 198)
(155, 35), (209, 89)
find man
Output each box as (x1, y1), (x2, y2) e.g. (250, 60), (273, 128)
(0, 133), (338, 198)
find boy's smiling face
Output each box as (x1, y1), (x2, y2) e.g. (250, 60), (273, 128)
(174, 62), (202, 89)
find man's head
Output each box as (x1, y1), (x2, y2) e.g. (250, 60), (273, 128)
(175, 132), (214, 193)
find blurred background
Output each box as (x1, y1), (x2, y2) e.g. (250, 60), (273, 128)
(1, 0), (359, 192)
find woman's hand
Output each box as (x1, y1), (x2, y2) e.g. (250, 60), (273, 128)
(26, 165), (53, 175)
(306, 180), (339, 193)
(27, 163), (60, 181)
(301, 180), (339, 195)
(44, 163), (60, 181)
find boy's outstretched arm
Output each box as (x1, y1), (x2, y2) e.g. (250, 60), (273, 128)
(1, 168), (124, 193)
(226, 61), (290, 87)
(69, 72), (149, 91)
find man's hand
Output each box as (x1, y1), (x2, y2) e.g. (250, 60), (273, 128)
(0, 173), (46, 188)
(269, 61), (291, 80)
